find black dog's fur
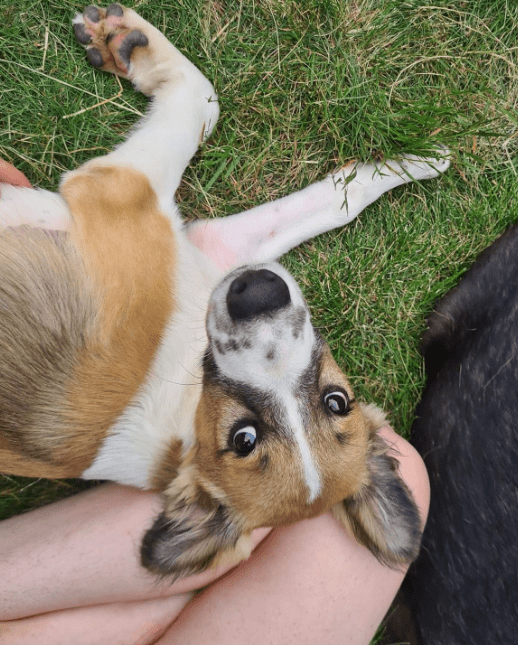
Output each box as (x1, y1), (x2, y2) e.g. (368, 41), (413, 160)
(386, 223), (518, 645)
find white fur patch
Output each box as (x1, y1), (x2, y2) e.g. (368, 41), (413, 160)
(282, 394), (322, 503)
(0, 186), (72, 231)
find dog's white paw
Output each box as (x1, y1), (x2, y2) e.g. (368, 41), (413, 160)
(394, 146), (451, 181)
(322, 146), (450, 227)
(334, 147), (451, 185)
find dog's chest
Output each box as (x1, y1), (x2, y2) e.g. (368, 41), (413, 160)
(81, 237), (223, 488)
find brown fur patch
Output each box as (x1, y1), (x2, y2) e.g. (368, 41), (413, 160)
(52, 165), (176, 471)
(0, 169), (176, 477)
(0, 447), (74, 478)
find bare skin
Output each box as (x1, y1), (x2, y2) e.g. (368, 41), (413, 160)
(0, 163), (430, 644)
(0, 159), (32, 189)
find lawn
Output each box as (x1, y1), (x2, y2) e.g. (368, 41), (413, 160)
(1, 0), (517, 639)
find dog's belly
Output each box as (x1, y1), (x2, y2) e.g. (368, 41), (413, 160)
(0, 181), (222, 488)
(0, 185), (72, 231)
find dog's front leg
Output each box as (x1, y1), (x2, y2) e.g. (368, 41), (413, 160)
(71, 4), (219, 221)
(186, 153), (450, 268)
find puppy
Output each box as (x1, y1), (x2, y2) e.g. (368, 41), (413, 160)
(0, 4), (448, 578)
(385, 224), (518, 644)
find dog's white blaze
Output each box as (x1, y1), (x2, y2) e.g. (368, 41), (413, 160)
(282, 393), (322, 503)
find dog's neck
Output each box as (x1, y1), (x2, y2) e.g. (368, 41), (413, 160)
(81, 234), (224, 488)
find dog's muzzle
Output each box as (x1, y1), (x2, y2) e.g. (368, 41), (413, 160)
(226, 269), (291, 321)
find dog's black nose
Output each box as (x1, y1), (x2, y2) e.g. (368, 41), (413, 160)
(227, 269), (291, 321)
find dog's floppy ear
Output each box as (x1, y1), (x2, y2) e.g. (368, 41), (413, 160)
(332, 434), (422, 568)
(141, 470), (248, 578)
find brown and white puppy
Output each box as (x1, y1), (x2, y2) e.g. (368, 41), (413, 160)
(0, 4), (449, 578)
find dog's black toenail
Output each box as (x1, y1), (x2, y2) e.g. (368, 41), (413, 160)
(74, 23), (92, 45)
(86, 47), (104, 68)
(118, 30), (149, 67)
(106, 3), (124, 17)
(84, 5), (101, 23)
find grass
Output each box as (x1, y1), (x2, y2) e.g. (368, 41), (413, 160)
(1, 0), (517, 639)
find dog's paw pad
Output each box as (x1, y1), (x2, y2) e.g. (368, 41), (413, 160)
(86, 47), (104, 68)
(72, 4), (179, 94)
(106, 3), (124, 17)
(116, 30), (149, 69)
(74, 22), (92, 45)
(84, 5), (102, 23)
(73, 5), (152, 78)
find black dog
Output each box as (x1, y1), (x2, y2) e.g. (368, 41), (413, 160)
(386, 223), (518, 645)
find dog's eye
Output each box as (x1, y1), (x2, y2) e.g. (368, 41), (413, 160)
(233, 425), (257, 456)
(324, 390), (350, 415)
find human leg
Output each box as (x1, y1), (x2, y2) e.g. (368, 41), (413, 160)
(0, 483), (270, 622)
(0, 428), (427, 645)
(0, 596), (189, 645)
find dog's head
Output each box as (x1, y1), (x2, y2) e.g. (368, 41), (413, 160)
(142, 264), (421, 577)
